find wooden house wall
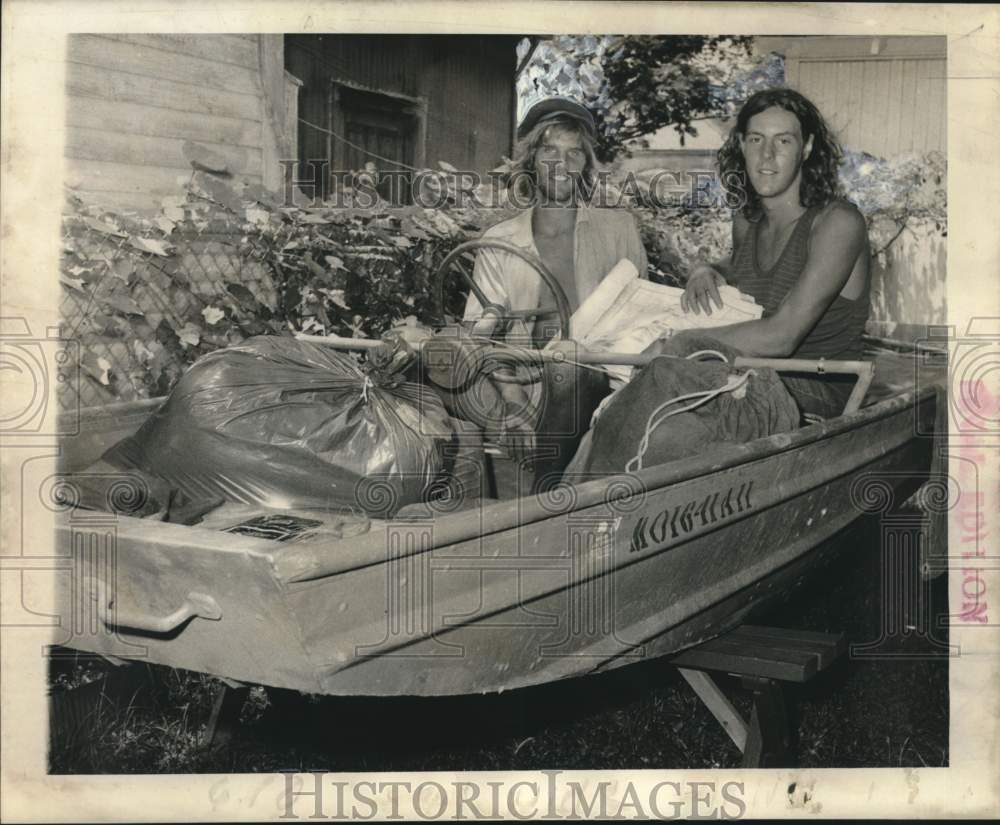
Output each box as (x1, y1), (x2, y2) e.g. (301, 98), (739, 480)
(422, 38), (516, 174)
(756, 36), (949, 331)
(285, 35), (516, 177)
(64, 34), (271, 212)
(781, 36), (947, 158)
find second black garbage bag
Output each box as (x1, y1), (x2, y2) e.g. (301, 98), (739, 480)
(104, 336), (454, 517)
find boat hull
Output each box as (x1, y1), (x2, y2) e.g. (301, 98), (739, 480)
(52, 385), (941, 696)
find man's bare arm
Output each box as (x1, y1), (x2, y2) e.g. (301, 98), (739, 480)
(672, 203), (868, 356)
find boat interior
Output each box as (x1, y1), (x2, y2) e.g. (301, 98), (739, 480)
(59, 336), (946, 548)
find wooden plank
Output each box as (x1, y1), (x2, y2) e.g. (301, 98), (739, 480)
(98, 33), (259, 69)
(65, 126), (263, 176)
(915, 59), (947, 153)
(68, 34), (260, 96)
(858, 61), (884, 156)
(736, 625), (845, 647)
(671, 639), (819, 682)
(923, 59), (947, 152)
(898, 59), (920, 153)
(67, 158), (190, 193)
(67, 97), (262, 150)
(884, 57), (904, 155)
(678, 668), (748, 751)
(729, 626), (846, 670)
(65, 188), (160, 214)
(846, 62), (865, 151)
(784, 57), (800, 89)
(778, 35), (946, 61)
(910, 60), (930, 152)
(811, 61), (849, 144)
(200, 684), (251, 750)
(66, 62), (262, 122)
(825, 61), (850, 146)
(67, 158), (261, 199)
(740, 677), (791, 768)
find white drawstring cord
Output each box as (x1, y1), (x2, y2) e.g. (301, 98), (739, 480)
(457, 338), (754, 472)
(685, 349), (730, 363)
(592, 349), (736, 430)
(624, 371), (752, 473)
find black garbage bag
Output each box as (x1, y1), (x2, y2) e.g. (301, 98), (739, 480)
(565, 334), (800, 476)
(104, 336), (454, 517)
(57, 459), (224, 525)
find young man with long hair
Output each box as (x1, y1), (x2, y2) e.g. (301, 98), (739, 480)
(657, 87), (871, 418)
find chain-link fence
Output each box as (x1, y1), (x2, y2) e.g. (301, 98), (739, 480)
(59, 217), (280, 411)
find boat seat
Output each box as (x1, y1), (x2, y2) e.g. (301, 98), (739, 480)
(668, 624), (846, 768)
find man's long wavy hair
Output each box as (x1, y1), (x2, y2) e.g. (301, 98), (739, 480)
(718, 88), (843, 219)
(506, 118), (600, 205)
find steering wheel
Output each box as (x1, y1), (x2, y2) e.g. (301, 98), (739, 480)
(428, 238), (575, 434)
(434, 238), (572, 342)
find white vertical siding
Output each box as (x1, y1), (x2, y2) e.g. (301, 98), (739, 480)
(765, 36), (949, 329)
(787, 48), (946, 158)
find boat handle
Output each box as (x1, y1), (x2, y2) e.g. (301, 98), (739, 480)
(88, 579), (223, 634)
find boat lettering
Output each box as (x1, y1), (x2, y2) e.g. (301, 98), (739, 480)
(629, 481), (753, 553)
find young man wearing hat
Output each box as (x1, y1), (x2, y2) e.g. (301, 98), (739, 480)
(463, 96), (648, 344)
(460, 97), (648, 485)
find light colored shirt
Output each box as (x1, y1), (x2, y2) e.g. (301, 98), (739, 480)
(463, 205), (649, 339)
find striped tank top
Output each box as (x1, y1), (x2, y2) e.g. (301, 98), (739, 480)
(729, 202), (871, 362)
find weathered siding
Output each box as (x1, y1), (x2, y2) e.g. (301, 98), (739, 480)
(756, 36), (949, 331)
(286, 34), (516, 178)
(64, 34), (268, 212)
(780, 36), (946, 157)
(869, 222), (948, 334)
(64, 34), (516, 211)
(422, 38), (516, 173)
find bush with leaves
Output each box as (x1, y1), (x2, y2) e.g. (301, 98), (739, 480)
(60, 191), (281, 401)
(59, 165), (524, 403)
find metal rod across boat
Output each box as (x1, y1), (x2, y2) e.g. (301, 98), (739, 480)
(294, 333), (875, 414)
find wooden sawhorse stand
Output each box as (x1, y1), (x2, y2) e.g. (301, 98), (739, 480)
(669, 625), (846, 768)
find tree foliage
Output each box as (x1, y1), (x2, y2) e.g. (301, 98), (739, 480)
(518, 35), (774, 160)
(598, 36), (755, 155)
